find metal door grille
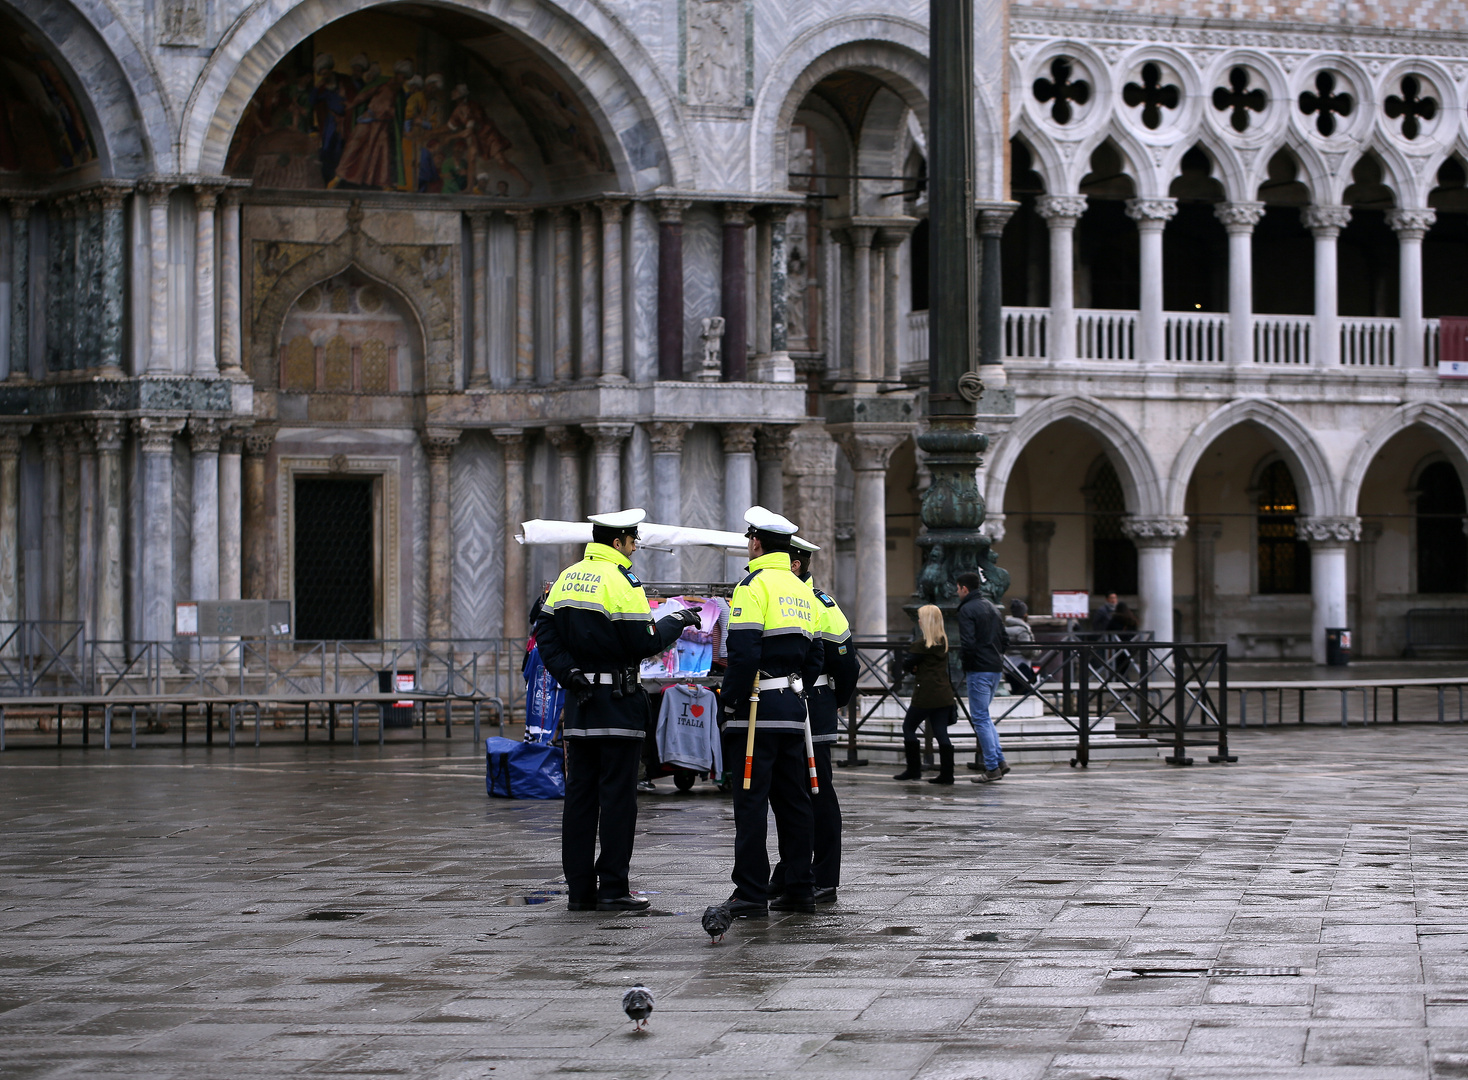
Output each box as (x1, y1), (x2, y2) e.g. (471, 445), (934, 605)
(295, 478), (374, 641)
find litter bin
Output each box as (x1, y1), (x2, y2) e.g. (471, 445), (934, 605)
(378, 670), (417, 728)
(1325, 628), (1351, 667)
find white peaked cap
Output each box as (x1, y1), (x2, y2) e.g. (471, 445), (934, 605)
(744, 505), (799, 536)
(587, 508), (647, 529)
(791, 536), (819, 553)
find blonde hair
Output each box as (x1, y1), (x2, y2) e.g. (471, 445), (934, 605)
(917, 605), (947, 651)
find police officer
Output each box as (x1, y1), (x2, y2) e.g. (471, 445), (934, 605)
(534, 508), (701, 912)
(769, 536), (857, 905)
(719, 506), (825, 917)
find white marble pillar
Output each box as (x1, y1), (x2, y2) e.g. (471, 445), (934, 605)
(834, 428), (907, 638)
(755, 426), (791, 515)
(578, 206), (601, 380)
(1303, 205), (1350, 368)
(218, 193), (243, 376)
(1299, 516), (1360, 664)
(546, 425), (583, 569)
(219, 427), (243, 603)
(142, 183), (174, 375)
(7, 200), (34, 381)
(40, 427), (61, 621)
(0, 425), (28, 629)
(193, 186), (220, 377)
(468, 212), (491, 388)
(552, 209), (574, 383)
(60, 426), (81, 625)
(848, 225), (876, 381)
(136, 418), (183, 640)
(1121, 517), (1189, 642)
(509, 210), (535, 385)
(587, 423), (631, 513)
(722, 424), (756, 579)
(91, 419), (124, 645)
(1126, 197), (1177, 363)
(880, 230), (906, 382)
(493, 429), (528, 640)
(1387, 208), (1435, 369)
(423, 428), (462, 640)
(1035, 195), (1086, 362)
(597, 199), (626, 381)
(188, 419), (221, 613)
(647, 422), (691, 582)
(1215, 202), (1265, 366)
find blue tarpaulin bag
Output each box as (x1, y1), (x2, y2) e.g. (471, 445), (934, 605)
(523, 645), (565, 744)
(487, 644), (565, 799)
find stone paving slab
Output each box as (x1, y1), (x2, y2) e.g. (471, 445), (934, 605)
(3, 725), (1468, 1078)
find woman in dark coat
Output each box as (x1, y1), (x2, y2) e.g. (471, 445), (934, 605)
(894, 604), (959, 784)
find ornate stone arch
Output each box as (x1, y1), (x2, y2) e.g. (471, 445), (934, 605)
(985, 395), (1165, 518)
(249, 221), (456, 391)
(1162, 131), (1247, 205)
(1167, 397), (1336, 518)
(183, 0), (690, 191)
(1340, 401), (1468, 514)
(1251, 136), (1326, 203)
(756, 19), (930, 194)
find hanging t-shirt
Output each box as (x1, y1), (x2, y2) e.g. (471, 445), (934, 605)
(656, 684), (722, 773)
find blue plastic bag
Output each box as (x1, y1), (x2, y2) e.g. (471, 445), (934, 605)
(523, 645), (565, 745)
(486, 737), (565, 799)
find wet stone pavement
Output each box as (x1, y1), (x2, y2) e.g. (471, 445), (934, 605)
(3, 725), (1468, 1079)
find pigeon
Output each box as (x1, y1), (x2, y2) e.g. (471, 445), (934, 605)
(622, 985), (654, 1030)
(701, 902), (733, 943)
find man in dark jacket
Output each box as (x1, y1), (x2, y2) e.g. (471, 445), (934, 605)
(955, 571), (1009, 782)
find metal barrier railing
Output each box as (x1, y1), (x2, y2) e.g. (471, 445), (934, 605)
(0, 621), (88, 696)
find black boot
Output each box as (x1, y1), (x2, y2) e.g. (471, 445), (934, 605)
(893, 744), (922, 781)
(927, 746), (955, 785)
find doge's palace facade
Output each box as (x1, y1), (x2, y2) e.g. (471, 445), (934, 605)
(0, 0), (1463, 662)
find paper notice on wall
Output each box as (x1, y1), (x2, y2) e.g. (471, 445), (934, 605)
(1051, 591), (1090, 619)
(175, 603), (198, 636)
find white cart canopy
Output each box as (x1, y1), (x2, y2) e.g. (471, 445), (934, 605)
(516, 519), (748, 551)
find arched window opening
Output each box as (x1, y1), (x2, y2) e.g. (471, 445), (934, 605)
(1340, 154), (1399, 318)
(1417, 461), (1467, 594)
(1164, 145), (1226, 312)
(1001, 138), (1048, 308)
(1076, 142), (1138, 310)
(1090, 458), (1137, 595)
(1257, 460), (1310, 594)
(1425, 158), (1468, 318)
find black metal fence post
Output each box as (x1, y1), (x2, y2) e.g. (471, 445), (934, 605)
(1167, 644), (1192, 766)
(1074, 645), (1090, 769)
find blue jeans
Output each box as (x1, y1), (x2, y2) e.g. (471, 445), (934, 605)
(967, 672), (1004, 771)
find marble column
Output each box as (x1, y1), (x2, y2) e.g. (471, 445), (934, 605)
(91, 419), (124, 645)
(578, 206), (601, 380)
(722, 204), (751, 381)
(834, 427), (907, 638)
(0, 425), (29, 628)
(545, 425), (583, 522)
(60, 425), (81, 624)
(1126, 197), (1177, 363)
(1036, 196), (1085, 362)
(848, 225), (876, 381)
(98, 190), (127, 376)
(61, 202), (78, 371)
(1298, 515), (1360, 664)
(1121, 516), (1189, 642)
(722, 424), (756, 579)
(142, 183), (174, 375)
(468, 212), (491, 388)
(587, 423), (631, 513)
(784, 424), (838, 585)
(218, 427), (243, 606)
(597, 199), (627, 382)
(7, 201), (33, 381)
(422, 428), (461, 640)
(880, 225), (913, 381)
(657, 200), (690, 380)
(189, 420), (221, 609)
(1303, 205), (1350, 368)
(193, 186), (221, 376)
(493, 429), (528, 640)
(755, 212), (773, 357)
(39, 427), (61, 620)
(1356, 521), (1382, 658)
(77, 201), (98, 368)
(755, 425), (791, 514)
(136, 418), (184, 640)
(509, 209), (535, 385)
(647, 421), (691, 581)
(1387, 208), (1435, 369)
(552, 209), (574, 383)
(77, 424), (97, 635)
(977, 204), (1015, 377)
(1023, 519), (1055, 615)
(242, 427), (275, 601)
(1191, 520), (1222, 642)
(1214, 202), (1265, 366)
(218, 192), (243, 376)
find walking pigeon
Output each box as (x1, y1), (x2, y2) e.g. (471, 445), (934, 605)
(701, 902), (733, 943)
(622, 985), (654, 1030)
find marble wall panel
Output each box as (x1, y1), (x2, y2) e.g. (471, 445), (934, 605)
(682, 205), (721, 377)
(535, 216), (555, 384)
(628, 202), (658, 383)
(451, 432), (505, 642)
(691, 119), (750, 194)
(20, 442), (41, 623)
(167, 192), (196, 375)
(410, 444), (428, 639)
(624, 424), (652, 512)
(680, 423), (725, 583)
(488, 218), (515, 388)
(172, 437), (192, 608)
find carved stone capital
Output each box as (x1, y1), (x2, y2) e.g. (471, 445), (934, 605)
(1386, 207), (1437, 239)
(646, 421), (692, 455)
(188, 418), (222, 454)
(8, 198), (36, 221)
(721, 423), (757, 456)
(722, 202), (753, 227)
(845, 224), (877, 249)
(492, 428), (527, 462)
(595, 198), (627, 224)
(421, 427), (462, 461)
(134, 417), (186, 453)
(756, 425), (793, 462)
(1302, 204), (1352, 236)
(193, 184), (224, 212)
(1022, 519), (1056, 544)
(1035, 194), (1088, 225)
(656, 198), (692, 224)
(586, 423), (633, 455)
(980, 513), (1006, 543)
(243, 427), (277, 457)
(1125, 197), (1178, 227)
(137, 179), (177, 207)
(0, 424), (31, 457)
(976, 201), (1018, 237)
(1297, 515), (1362, 545)
(220, 423), (248, 455)
(832, 425), (909, 472)
(1214, 201), (1266, 234)
(543, 425), (582, 453)
(507, 208), (536, 232)
(1120, 515), (1190, 547)
(466, 211), (491, 232)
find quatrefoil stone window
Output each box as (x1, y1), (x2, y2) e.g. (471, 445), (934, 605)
(1123, 63), (1180, 130)
(1298, 71), (1353, 137)
(1384, 76), (1438, 140)
(1033, 56), (1090, 125)
(1212, 67), (1267, 133)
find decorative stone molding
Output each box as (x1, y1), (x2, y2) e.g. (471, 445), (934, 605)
(421, 428), (462, 461)
(1214, 201), (1266, 233)
(188, 418), (222, 454)
(1386, 207), (1437, 239)
(1035, 194), (1088, 223)
(134, 417), (185, 453)
(1125, 197), (1178, 227)
(1297, 515), (1362, 544)
(1302, 204), (1351, 236)
(720, 423), (757, 456)
(1120, 515), (1190, 546)
(646, 421), (692, 455)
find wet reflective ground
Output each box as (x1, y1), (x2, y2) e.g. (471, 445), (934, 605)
(3, 724), (1468, 1078)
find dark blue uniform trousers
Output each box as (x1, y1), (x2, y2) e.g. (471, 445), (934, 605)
(728, 730), (814, 902)
(769, 740), (840, 893)
(562, 736), (643, 903)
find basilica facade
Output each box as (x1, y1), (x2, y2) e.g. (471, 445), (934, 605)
(0, 0), (1464, 663)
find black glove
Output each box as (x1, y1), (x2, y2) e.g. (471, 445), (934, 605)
(565, 668), (595, 709)
(663, 608), (702, 630)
